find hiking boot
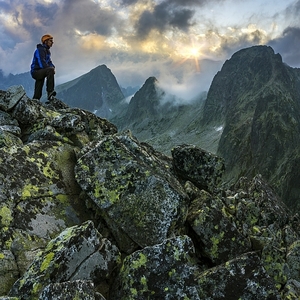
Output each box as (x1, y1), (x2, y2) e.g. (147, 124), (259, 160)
(47, 90), (56, 100)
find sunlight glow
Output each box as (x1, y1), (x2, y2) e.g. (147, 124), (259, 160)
(172, 34), (206, 72)
(141, 40), (158, 53)
(79, 33), (106, 50)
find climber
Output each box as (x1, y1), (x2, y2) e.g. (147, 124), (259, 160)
(30, 34), (56, 100)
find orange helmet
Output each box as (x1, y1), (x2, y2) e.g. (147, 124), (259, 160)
(41, 34), (53, 43)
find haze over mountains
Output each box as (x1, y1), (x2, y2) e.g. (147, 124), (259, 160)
(1, 45), (300, 212)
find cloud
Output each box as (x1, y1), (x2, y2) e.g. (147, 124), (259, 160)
(134, 1), (196, 39)
(120, 0), (139, 5)
(0, 0), (299, 92)
(60, 0), (122, 37)
(213, 25), (269, 58)
(269, 26), (300, 67)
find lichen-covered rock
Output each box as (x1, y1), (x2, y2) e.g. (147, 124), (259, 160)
(187, 189), (251, 264)
(233, 175), (290, 232)
(39, 280), (104, 300)
(0, 108), (22, 148)
(0, 250), (19, 296)
(261, 237), (290, 288)
(0, 85), (26, 112)
(1, 85), (300, 299)
(0, 110), (20, 136)
(0, 129), (23, 148)
(196, 252), (281, 299)
(0, 141), (85, 233)
(0, 87), (120, 295)
(75, 132), (189, 252)
(0, 140), (93, 293)
(11, 96), (42, 125)
(229, 175), (298, 288)
(171, 144), (225, 192)
(111, 235), (200, 300)
(11, 92), (117, 146)
(282, 279), (300, 299)
(9, 220), (120, 299)
(287, 240), (300, 282)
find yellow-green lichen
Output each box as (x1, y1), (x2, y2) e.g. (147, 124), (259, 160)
(130, 288), (138, 296)
(32, 282), (43, 295)
(21, 184), (40, 198)
(40, 252), (55, 272)
(174, 247), (182, 261)
(140, 275), (147, 286)
(132, 253), (147, 269)
(168, 268), (176, 277)
(43, 161), (57, 178)
(210, 232), (225, 259)
(0, 205), (13, 227)
(56, 194), (69, 204)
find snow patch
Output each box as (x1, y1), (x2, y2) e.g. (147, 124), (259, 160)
(215, 126), (224, 132)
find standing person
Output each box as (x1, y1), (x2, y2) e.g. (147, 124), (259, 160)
(30, 34), (56, 100)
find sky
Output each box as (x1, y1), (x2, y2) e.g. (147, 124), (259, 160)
(0, 0), (300, 100)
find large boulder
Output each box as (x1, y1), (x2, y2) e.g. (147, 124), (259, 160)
(9, 220), (120, 299)
(111, 235), (199, 299)
(172, 144), (225, 192)
(75, 132), (189, 253)
(196, 252), (281, 299)
(39, 280), (104, 300)
(0, 85), (26, 111)
(187, 189), (251, 264)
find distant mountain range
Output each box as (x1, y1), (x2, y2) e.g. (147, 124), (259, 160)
(1, 45), (300, 211)
(0, 70), (34, 97)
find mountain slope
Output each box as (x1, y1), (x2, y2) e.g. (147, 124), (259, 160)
(201, 45), (300, 209)
(113, 76), (217, 154)
(56, 64), (125, 118)
(0, 70), (33, 96)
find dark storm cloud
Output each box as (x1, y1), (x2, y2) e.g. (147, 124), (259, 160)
(34, 2), (59, 20)
(61, 0), (122, 36)
(165, 0), (208, 6)
(120, 0), (210, 7)
(119, 0), (138, 5)
(23, 2), (59, 36)
(135, 1), (196, 39)
(208, 26), (268, 60)
(269, 27), (300, 67)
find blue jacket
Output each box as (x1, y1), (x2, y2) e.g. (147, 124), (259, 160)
(30, 43), (55, 75)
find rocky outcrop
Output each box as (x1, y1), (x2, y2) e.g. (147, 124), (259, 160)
(9, 220), (120, 299)
(0, 85), (300, 299)
(75, 133), (189, 253)
(111, 235), (200, 299)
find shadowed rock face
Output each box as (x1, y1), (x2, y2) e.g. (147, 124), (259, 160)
(199, 45), (300, 211)
(1, 83), (300, 299)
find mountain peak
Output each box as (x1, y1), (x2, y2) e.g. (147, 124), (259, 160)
(121, 76), (163, 123)
(199, 45), (300, 209)
(201, 45), (284, 125)
(56, 64), (125, 118)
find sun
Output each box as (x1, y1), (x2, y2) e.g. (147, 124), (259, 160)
(186, 46), (201, 58)
(176, 44), (202, 72)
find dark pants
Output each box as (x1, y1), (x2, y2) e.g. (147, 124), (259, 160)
(31, 67), (55, 100)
